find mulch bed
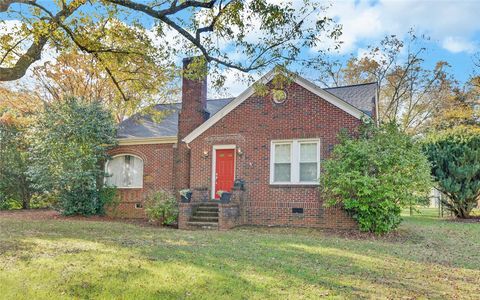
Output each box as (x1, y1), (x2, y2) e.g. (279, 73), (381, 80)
(0, 209), (173, 228)
(0, 209), (60, 220)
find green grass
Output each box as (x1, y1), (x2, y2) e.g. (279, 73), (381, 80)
(1, 213), (479, 299)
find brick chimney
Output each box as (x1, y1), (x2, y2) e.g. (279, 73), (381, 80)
(174, 57), (209, 193)
(178, 57), (209, 137)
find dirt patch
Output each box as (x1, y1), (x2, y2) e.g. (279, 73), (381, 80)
(236, 225), (422, 244)
(320, 227), (423, 243)
(447, 216), (480, 223)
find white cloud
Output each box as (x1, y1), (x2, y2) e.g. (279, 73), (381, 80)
(325, 0), (480, 54)
(442, 36), (477, 54)
(326, 2), (383, 53)
(0, 19), (22, 35)
(208, 67), (259, 98)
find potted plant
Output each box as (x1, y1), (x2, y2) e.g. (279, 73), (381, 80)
(179, 189), (192, 203)
(217, 190), (232, 204)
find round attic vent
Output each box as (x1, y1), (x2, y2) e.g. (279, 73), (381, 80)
(272, 89), (287, 104)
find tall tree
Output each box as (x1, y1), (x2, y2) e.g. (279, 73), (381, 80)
(312, 32), (454, 134)
(31, 48), (176, 122)
(424, 71), (479, 218)
(0, 0), (341, 89)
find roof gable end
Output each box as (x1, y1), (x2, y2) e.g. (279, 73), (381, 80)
(182, 69), (369, 143)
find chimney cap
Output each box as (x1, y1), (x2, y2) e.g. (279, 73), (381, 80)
(182, 56), (205, 64)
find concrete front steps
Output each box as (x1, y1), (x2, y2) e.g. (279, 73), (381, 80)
(187, 202), (219, 229)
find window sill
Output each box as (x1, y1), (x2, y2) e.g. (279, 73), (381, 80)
(270, 183), (319, 188)
(116, 186), (143, 190)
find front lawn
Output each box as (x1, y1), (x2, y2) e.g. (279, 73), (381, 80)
(0, 210), (479, 299)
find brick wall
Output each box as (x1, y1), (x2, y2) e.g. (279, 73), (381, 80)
(188, 81), (363, 228)
(107, 143), (175, 218)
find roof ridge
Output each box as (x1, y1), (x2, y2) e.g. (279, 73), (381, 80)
(206, 97), (235, 101)
(153, 97), (235, 106)
(325, 82), (377, 89)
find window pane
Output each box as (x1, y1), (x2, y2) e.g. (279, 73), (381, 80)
(106, 155), (143, 188)
(131, 156), (143, 187)
(274, 143), (291, 163)
(300, 162), (317, 182)
(300, 143), (317, 162)
(106, 156), (125, 187)
(274, 163), (291, 182)
(124, 155), (132, 186)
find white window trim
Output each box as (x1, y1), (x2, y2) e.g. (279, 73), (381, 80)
(105, 154), (144, 189)
(270, 139), (320, 185)
(211, 145), (236, 199)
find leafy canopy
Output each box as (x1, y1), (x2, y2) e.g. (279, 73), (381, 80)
(322, 122), (432, 233)
(28, 98), (117, 215)
(31, 49), (177, 122)
(0, 0), (341, 89)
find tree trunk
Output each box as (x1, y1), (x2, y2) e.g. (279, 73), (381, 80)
(21, 189), (30, 209)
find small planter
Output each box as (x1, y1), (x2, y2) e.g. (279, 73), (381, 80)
(233, 179), (245, 191)
(179, 189), (192, 203)
(181, 192), (192, 203)
(220, 192), (232, 204)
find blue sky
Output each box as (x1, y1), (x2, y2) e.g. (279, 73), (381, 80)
(218, 0), (480, 95)
(1, 0), (479, 96)
(324, 0), (479, 81)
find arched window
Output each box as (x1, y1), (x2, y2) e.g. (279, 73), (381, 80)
(105, 155), (144, 188)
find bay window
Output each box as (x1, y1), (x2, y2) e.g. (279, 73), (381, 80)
(270, 139), (320, 184)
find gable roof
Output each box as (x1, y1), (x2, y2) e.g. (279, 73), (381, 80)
(117, 98), (234, 139)
(116, 69), (377, 144)
(182, 70), (376, 143)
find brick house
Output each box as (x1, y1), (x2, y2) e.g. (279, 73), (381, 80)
(106, 58), (378, 230)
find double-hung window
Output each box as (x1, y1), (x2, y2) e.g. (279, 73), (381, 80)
(270, 139), (320, 185)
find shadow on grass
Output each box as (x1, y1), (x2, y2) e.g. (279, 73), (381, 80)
(1, 217), (480, 299)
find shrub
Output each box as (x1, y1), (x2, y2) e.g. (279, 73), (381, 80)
(29, 194), (57, 209)
(0, 120), (33, 209)
(28, 98), (117, 216)
(0, 197), (22, 210)
(144, 190), (178, 225)
(98, 186), (120, 215)
(424, 128), (480, 218)
(322, 122), (432, 234)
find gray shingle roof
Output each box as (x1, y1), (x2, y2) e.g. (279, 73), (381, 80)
(117, 98), (234, 139)
(117, 82), (377, 139)
(324, 82), (377, 116)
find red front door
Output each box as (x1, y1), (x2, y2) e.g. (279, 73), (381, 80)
(214, 149), (235, 199)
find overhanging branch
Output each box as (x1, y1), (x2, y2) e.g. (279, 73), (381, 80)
(0, 0), (80, 81)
